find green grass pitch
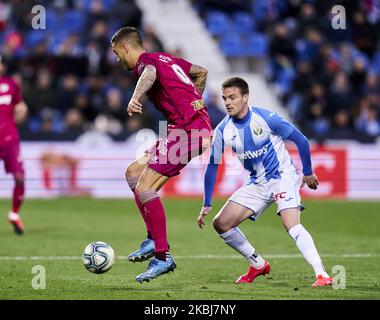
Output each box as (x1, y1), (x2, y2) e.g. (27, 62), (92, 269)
(0, 198), (379, 300)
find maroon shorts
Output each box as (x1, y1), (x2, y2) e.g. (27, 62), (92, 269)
(0, 142), (24, 175)
(146, 127), (211, 177)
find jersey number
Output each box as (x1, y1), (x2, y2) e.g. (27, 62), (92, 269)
(171, 64), (193, 86)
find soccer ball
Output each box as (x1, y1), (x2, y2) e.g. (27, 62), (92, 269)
(82, 241), (115, 274)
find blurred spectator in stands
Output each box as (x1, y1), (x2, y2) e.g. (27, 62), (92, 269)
(23, 69), (56, 118)
(110, 0), (142, 29)
(85, 40), (103, 75)
(143, 26), (165, 52)
(89, 19), (110, 54)
(306, 102), (330, 142)
(63, 108), (85, 139)
(330, 109), (355, 140)
(85, 0), (107, 34)
(355, 98), (380, 137)
(56, 74), (79, 115)
(297, 3), (321, 35)
(205, 92), (226, 129)
(82, 75), (108, 122)
(327, 72), (355, 117)
(349, 57), (368, 95)
(23, 42), (54, 77)
(38, 108), (64, 135)
(362, 73), (380, 100)
(105, 87), (126, 122)
(352, 10), (376, 59)
(270, 23), (295, 63)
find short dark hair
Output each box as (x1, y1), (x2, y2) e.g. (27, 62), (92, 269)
(222, 77), (249, 96)
(111, 27), (143, 48)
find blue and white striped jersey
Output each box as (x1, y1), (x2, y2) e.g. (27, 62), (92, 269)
(210, 106), (297, 184)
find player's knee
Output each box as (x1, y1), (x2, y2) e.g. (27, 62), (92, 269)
(14, 173), (24, 186)
(125, 162), (138, 179)
(212, 216), (230, 234)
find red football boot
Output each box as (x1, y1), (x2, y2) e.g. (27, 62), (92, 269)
(312, 275), (334, 287)
(235, 261), (271, 284)
(8, 212), (25, 235)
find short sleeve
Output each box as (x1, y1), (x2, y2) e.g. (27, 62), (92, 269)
(173, 57), (192, 75)
(136, 55), (160, 78)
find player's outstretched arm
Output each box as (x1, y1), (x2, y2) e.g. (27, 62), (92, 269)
(189, 64), (208, 94)
(128, 65), (157, 116)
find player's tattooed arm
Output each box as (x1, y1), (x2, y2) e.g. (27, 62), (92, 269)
(189, 64), (208, 94)
(128, 65), (157, 116)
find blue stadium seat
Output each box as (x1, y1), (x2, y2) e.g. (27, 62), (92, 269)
(25, 30), (48, 47)
(45, 9), (60, 31)
(246, 32), (268, 58)
(233, 12), (255, 34)
(206, 11), (233, 36)
(63, 10), (84, 33)
(371, 52), (380, 74)
(220, 34), (246, 58)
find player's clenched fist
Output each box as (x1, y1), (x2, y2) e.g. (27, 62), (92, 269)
(127, 98), (142, 116)
(197, 206), (212, 229)
(301, 173), (319, 190)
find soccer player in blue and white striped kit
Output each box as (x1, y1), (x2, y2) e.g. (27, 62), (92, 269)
(197, 77), (333, 287)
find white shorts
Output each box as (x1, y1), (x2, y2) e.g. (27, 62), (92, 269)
(228, 171), (304, 221)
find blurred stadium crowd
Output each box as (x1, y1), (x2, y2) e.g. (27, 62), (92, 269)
(192, 0), (380, 143)
(1, 0), (379, 143)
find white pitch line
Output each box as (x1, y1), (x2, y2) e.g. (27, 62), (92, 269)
(0, 253), (379, 261)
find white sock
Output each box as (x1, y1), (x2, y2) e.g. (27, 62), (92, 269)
(219, 227), (266, 269)
(8, 211), (20, 221)
(288, 224), (329, 277)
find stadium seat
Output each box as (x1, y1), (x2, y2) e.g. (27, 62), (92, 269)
(233, 12), (255, 34)
(63, 10), (84, 33)
(25, 30), (48, 48)
(246, 32), (268, 58)
(371, 52), (380, 74)
(45, 9), (60, 31)
(220, 33), (246, 58)
(206, 11), (233, 36)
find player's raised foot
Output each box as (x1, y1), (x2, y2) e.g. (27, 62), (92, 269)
(235, 261), (270, 284)
(312, 274), (334, 287)
(128, 239), (155, 262)
(135, 254), (176, 283)
(8, 211), (24, 235)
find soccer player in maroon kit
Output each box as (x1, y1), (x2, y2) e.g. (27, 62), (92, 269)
(0, 55), (28, 235)
(111, 27), (212, 282)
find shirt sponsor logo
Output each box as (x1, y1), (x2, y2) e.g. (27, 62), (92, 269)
(237, 145), (268, 160)
(191, 99), (205, 111)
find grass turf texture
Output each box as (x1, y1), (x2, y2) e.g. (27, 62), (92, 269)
(0, 198), (379, 300)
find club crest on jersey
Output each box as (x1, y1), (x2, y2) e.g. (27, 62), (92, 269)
(0, 83), (10, 93)
(253, 126), (263, 136)
(191, 99), (205, 111)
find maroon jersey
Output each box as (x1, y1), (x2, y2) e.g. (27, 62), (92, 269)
(0, 76), (22, 145)
(134, 52), (212, 132)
